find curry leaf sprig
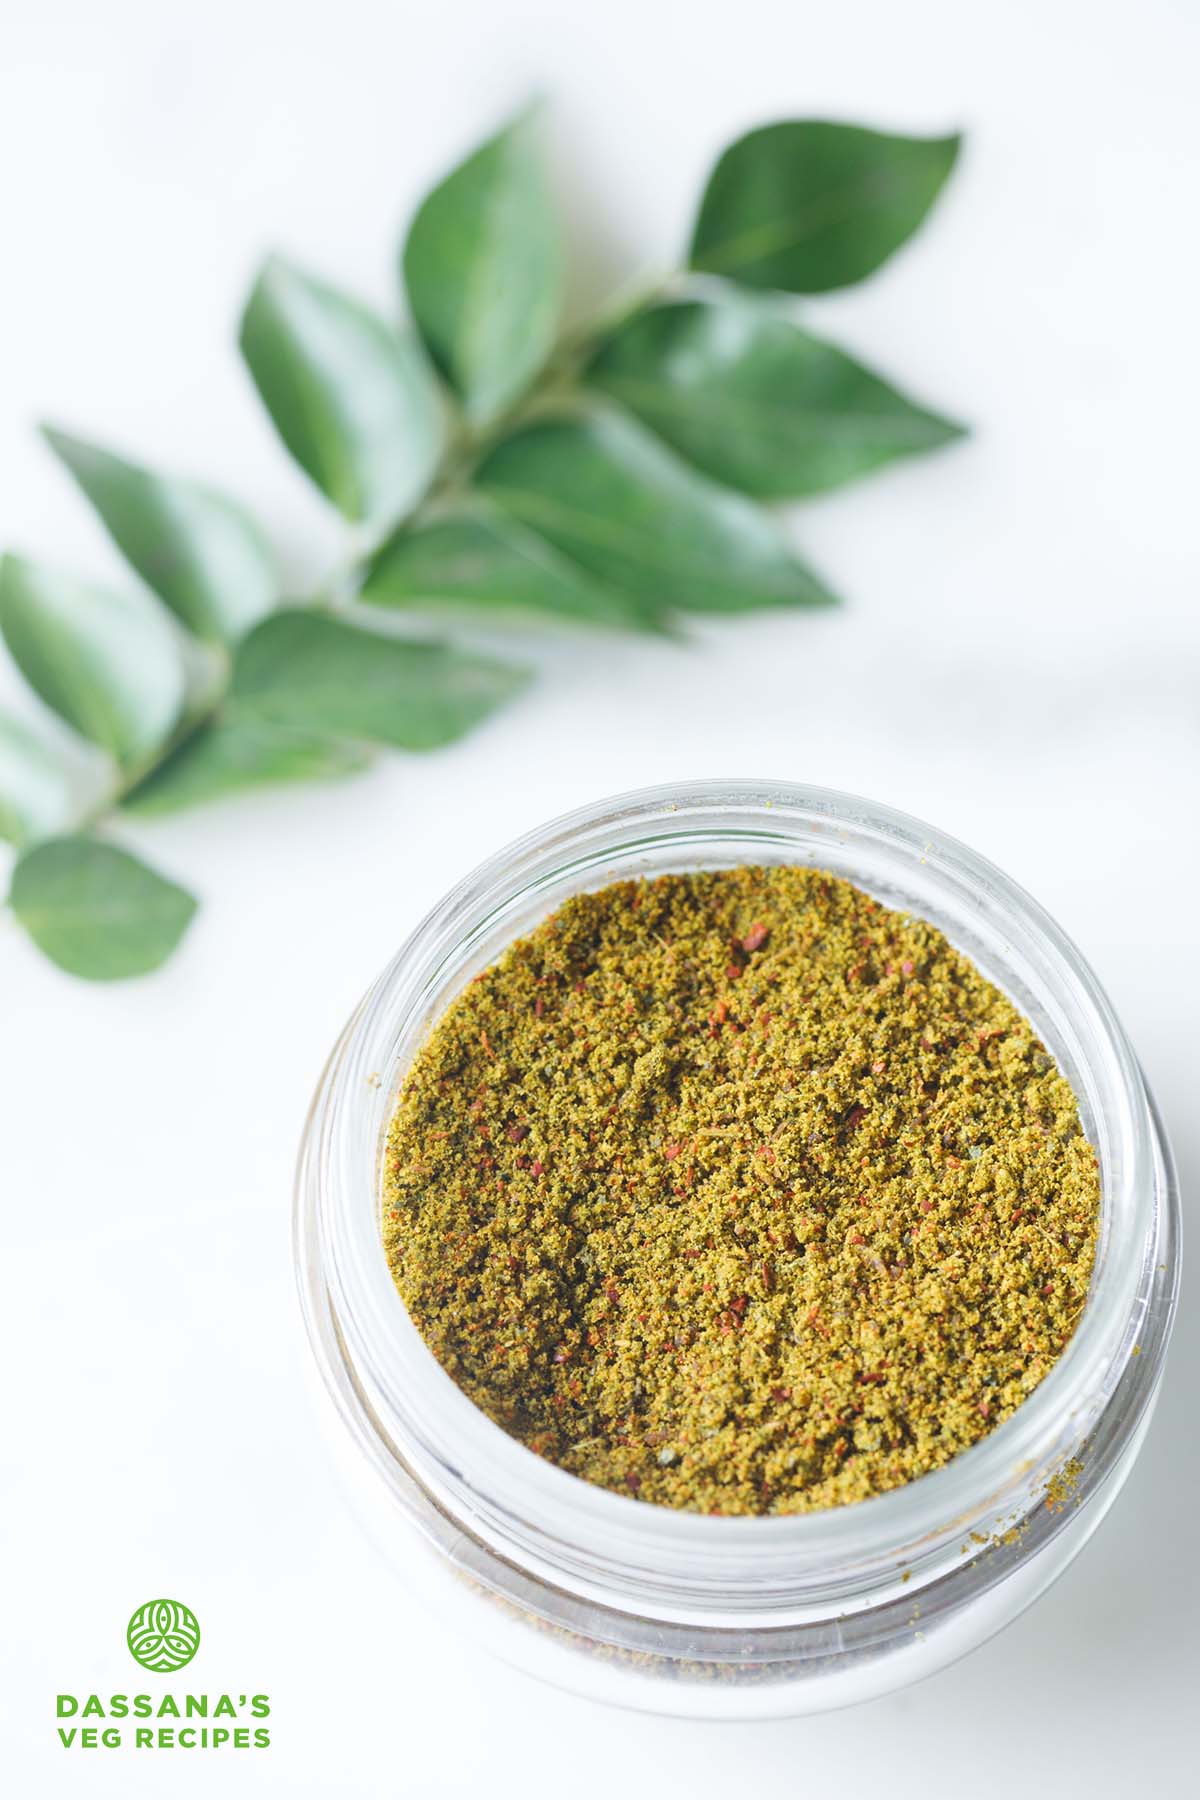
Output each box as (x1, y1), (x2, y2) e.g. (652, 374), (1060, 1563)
(0, 111), (964, 980)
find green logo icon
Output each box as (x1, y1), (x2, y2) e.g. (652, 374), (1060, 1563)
(126, 1599), (201, 1673)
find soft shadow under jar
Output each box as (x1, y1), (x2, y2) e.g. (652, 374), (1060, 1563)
(294, 781), (1179, 1719)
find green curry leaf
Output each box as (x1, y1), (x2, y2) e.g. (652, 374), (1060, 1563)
(230, 609), (531, 750)
(0, 554), (185, 768)
(690, 121), (960, 293)
(586, 299), (965, 497)
(240, 256), (443, 524)
(41, 426), (277, 643)
(476, 411), (837, 612)
(122, 717), (368, 816)
(403, 107), (565, 426)
(361, 504), (664, 632)
(10, 835), (197, 979)
(0, 710), (75, 846)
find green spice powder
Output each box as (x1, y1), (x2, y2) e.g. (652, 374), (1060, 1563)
(383, 867), (1100, 1516)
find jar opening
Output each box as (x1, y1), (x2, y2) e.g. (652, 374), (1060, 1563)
(300, 781), (1169, 1624)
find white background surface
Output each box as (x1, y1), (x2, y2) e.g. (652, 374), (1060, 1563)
(2, 1), (1198, 1793)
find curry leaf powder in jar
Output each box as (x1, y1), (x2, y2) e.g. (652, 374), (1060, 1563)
(382, 867), (1100, 1516)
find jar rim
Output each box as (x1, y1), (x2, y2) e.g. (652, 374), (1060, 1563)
(299, 779), (1170, 1614)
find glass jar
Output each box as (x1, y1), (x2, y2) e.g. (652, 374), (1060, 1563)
(294, 780), (1180, 1719)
